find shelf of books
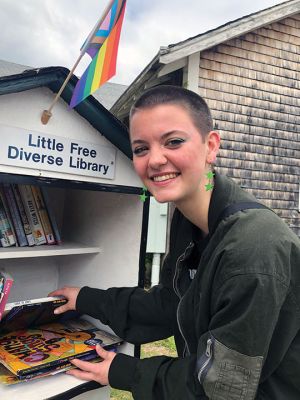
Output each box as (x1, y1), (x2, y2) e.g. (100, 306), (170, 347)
(0, 88), (146, 399)
(0, 297), (121, 399)
(0, 180), (143, 400)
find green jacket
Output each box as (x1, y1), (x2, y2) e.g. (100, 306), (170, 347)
(77, 173), (300, 399)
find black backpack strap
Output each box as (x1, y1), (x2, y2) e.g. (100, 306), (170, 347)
(212, 201), (272, 236)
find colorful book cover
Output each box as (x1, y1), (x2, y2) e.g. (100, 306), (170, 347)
(0, 270), (14, 321)
(2, 184), (28, 247)
(1, 297), (69, 333)
(11, 184), (35, 246)
(18, 185), (47, 245)
(31, 186), (55, 245)
(0, 355), (103, 385)
(0, 318), (122, 378)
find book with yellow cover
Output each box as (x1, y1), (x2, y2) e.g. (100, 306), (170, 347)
(0, 355), (103, 385)
(0, 318), (122, 378)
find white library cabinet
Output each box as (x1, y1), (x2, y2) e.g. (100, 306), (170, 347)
(0, 77), (147, 400)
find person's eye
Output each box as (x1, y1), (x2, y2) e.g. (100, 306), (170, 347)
(132, 146), (148, 156)
(165, 138), (185, 148)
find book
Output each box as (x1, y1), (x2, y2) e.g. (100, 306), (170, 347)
(0, 318), (122, 379)
(2, 184), (28, 247)
(0, 296), (122, 382)
(18, 185), (47, 245)
(41, 186), (62, 244)
(15, 350), (105, 381)
(11, 184), (35, 246)
(1, 296), (69, 332)
(0, 191), (16, 247)
(31, 186), (55, 245)
(0, 355), (103, 385)
(0, 270), (14, 321)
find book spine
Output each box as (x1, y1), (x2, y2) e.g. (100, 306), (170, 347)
(2, 184), (28, 247)
(0, 273), (14, 321)
(4, 296), (66, 312)
(0, 187), (18, 247)
(18, 185), (47, 245)
(18, 348), (96, 376)
(17, 361), (73, 381)
(0, 191), (16, 247)
(41, 186), (62, 244)
(11, 184), (35, 246)
(18, 352), (98, 380)
(31, 186), (55, 245)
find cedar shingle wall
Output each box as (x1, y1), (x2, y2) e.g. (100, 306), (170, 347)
(199, 15), (300, 236)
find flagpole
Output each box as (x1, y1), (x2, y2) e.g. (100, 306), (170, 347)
(41, 0), (116, 125)
(41, 54), (83, 124)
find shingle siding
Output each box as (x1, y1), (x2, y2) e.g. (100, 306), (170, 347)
(198, 15), (300, 236)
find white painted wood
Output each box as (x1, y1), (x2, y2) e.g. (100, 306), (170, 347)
(57, 190), (143, 290)
(0, 258), (59, 302)
(0, 242), (101, 259)
(157, 58), (187, 77)
(0, 88), (142, 188)
(0, 190), (142, 399)
(186, 52), (200, 92)
(160, 0), (300, 64)
(0, 87), (144, 399)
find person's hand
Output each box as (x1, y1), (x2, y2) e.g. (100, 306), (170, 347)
(67, 344), (117, 386)
(48, 286), (80, 314)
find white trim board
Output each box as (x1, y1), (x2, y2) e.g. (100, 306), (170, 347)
(160, 0), (300, 64)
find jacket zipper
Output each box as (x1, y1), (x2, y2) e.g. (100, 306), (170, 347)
(173, 241), (194, 357)
(198, 338), (213, 384)
(177, 297), (190, 356)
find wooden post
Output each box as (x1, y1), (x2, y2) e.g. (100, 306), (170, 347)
(41, 0), (116, 125)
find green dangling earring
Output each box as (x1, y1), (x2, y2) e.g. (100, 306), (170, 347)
(205, 170), (215, 191)
(139, 186), (149, 202)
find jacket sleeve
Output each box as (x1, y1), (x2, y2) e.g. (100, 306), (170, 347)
(76, 280), (179, 344)
(109, 352), (208, 399)
(76, 209), (183, 344)
(108, 271), (289, 400)
(198, 272), (289, 399)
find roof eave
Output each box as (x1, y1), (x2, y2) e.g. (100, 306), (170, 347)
(160, 0), (300, 64)
(0, 67), (132, 159)
(111, 51), (161, 115)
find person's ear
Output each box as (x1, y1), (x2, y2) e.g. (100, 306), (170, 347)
(206, 131), (220, 164)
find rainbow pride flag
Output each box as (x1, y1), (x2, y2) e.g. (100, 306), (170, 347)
(81, 0), (125, 59)
(70, 0), (126, 108)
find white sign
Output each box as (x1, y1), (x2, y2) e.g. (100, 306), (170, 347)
(0, 125), (116, 179)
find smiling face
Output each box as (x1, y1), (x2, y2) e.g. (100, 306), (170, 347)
(130, 103), (220, 207)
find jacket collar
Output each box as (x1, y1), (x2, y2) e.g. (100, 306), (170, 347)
(208, 172), (256, 235)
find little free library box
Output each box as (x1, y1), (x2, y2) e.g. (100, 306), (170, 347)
(0, 66), (148, 400)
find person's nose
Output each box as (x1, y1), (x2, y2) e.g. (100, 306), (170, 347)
(148, 148), (168, 169)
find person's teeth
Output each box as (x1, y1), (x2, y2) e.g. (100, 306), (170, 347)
(153, 173), (177, 182)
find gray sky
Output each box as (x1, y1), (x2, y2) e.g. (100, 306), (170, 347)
(1, 0), (288, 85)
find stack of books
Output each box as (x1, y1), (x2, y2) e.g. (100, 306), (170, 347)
(0, 296), (122, 385)
(0, 270), (14, 321)
(0, 184), (61, 248)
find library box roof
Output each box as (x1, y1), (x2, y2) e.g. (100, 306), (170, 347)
(0, 65), (132, 159)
